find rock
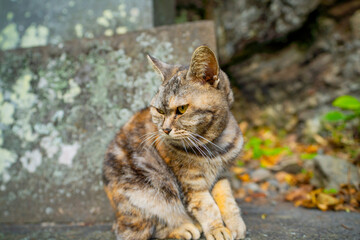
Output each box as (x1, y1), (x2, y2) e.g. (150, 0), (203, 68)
(0, 21), (216, 224)
(0, 0), (175, 50)
(215, 0), (320, 62)
(270, 157), (303, 174)
(350, 10), (360, 40)
(251, 168), (272, 182)
(310, 155), (360, 190)
(244, 182), (261, 192)
(278, 182), (290, 194)
(229, 15), (360, 133)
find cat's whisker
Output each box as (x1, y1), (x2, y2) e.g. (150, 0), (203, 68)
(140, 132), (157, 142)
(187, 136), (212, 164)
(154, 134), (165, 150)
(181, 139), (189, 156)
(139, 131), (158, 140)
(142, 135), (156, 146)
(191, 132), (225, 153)
(139, 132), (159, 150)
(140, 134), (156, 149)
(184, 137), (200, 159)
(150, 135), (162, 149)
(183, 137), (204, 168)
(189, 135), (223, 167)
(189, 135), (216, 159)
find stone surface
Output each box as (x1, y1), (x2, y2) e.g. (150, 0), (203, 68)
(0, 0), (175, 50)
(0, 20), (216, 223)
(1, 201), (360, 239)
(215, 0), (320, 62)
(270, 156), (303, 174)
(310, 155), (360, 190)
(251, 168), (271, 182)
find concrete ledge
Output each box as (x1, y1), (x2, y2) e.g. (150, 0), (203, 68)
(1, 202), (359, 240)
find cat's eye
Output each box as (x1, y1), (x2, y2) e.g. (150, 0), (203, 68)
(177, 105), (188, 114)
(156, 108), (165, 114)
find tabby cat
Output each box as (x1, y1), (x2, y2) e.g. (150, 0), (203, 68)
(102, 46), (246, 240)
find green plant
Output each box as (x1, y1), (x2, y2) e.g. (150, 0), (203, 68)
(323, 95), (360, 158)
(323, 95), (360, 126)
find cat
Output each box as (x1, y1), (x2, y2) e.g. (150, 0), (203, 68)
(102, 45), (246, 240)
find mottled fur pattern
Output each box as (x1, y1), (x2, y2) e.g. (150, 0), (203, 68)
(103, 46), (246, 240)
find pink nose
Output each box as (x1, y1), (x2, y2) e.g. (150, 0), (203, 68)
(163, 128), (172, 135)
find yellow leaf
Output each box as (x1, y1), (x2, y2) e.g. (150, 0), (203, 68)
(260, 155), (280, 167)
(317, 203), (328, 211)
(317, 192), (339, 206)
(239, 173), (251, 182)
(231, 166), (246, 175)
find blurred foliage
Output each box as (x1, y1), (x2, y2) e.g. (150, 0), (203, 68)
(323, 95), (360, 124)
(286, 184), (360, 212)
(322, 95), (360, 161)
(234, 119), (359, 212)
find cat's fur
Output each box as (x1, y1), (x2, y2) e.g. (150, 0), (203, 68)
(102, 46), (246, 240)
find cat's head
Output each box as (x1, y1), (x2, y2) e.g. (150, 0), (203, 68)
(148, 46), (234, 144)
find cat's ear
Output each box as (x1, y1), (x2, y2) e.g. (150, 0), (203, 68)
(186, 46), (220, 87)
(147, 54), (172, 82)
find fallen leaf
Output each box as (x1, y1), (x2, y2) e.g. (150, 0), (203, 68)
(242, 150), (253, 162)
(341, 224), (353, 230)
(239, 121), (249, 133)
(231, 166), (246, 175)
(244, 196), (252, 203)
(260, 182), (270, 191)
(251, 192), (267, 198)
(285, 185), (312, 202)
(276, 171), (297, 185)
(235, 188), (246, 199)
(239, 173), (251, 182)
(260, 155), (281, 168)
(317, 192), (339, 207)
(305, 145), (319, 153)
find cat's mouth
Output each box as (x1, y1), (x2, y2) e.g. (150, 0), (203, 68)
(160, 129), (191, 140)
(161, 130), (206, 145)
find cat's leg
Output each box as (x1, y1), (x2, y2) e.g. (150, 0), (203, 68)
(105, 186), (155, 240)
(114, 207), (155, 240)
(105, 183), (201, 240)
(124, 187), (201, 239)
(154, 221), (201, 240)
(211, 178), (246, 239)
(185, 189), (232, 240)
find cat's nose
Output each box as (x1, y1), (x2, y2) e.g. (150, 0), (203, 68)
(163, 128), (172, 135)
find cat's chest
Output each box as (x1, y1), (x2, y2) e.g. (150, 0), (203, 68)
(156, 141), (228, 189)
(171, 156), (224, 190)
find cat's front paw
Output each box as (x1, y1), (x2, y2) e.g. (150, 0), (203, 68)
(168, 222), (201, 240)
(225, 215), (246, 239)
(205, 226), (233, 240)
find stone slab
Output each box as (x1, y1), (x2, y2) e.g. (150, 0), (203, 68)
(0, 20), (216, 223)
(0, 0), (175, 50)
(0, 202), (359, 239)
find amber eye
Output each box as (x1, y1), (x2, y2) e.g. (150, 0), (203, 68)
(177, 105), (188, 114)
(156, 108), (165, 114)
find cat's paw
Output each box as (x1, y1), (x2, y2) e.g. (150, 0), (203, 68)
(205, 226), (233, 240)
(168, 222), (201, 240)
(225, 216), (246, 239)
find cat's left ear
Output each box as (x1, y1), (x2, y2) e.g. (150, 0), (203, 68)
(186, 46), (220, 88)
(147, 54), (173, 82)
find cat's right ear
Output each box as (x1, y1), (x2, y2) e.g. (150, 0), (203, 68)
(147, 55), (172, 82)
